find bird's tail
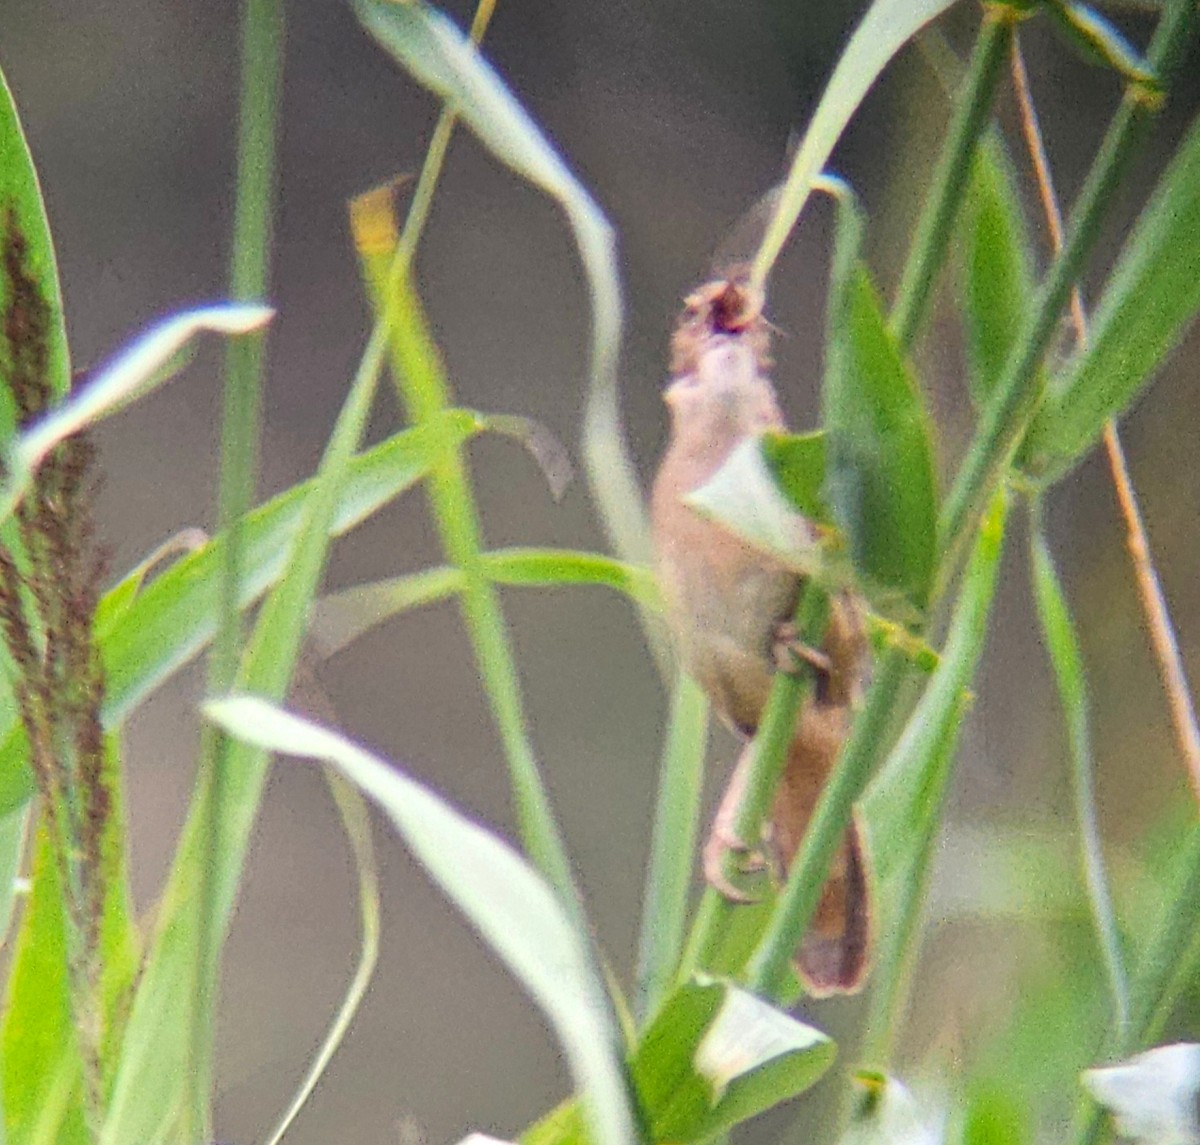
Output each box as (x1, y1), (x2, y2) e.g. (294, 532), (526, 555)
(771, 721), (873, 996)
(792, 815), (871, 996)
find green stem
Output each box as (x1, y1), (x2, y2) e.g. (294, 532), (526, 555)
(679, 585), (829, 981)
(858, 488), (1009, 1062)
(396, 0), (496, 262)
(635, 673), (709, 1022)
(745, 646), (905, 998)
(859, 694), (966, 1066)
(938, 0), (1197, 570)
(361, 248), (583, 923)
(1029, 507), (1130, 1048)
(192, 0), (283, 1137)
(890, 13), (1012, 350)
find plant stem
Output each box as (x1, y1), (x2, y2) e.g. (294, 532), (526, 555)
(860, 693), (967, 1066)
(1010, 33), (1200, 810)
(1030, 513), (1131, 1046)
(192, 0), (283, 1137)
(748, 490), (1003, 1005)
(889, 12), (1011, 350)
(635, 673), (709, 1022)
(741, 659), (913, 998)
(397, 0), (496, 262)
(1012, 38), (1133, 1048)
(938, 0), (1197, 571)
(678, 585), (829, 981)
(357, 231), (583, 923)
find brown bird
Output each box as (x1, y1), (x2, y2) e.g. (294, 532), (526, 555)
(650, 273), (871, 995)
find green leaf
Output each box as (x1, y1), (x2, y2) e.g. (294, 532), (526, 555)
(102, 291), (388, 1145)
(865, 488), (1007, 882)
(762, 430), (831, 523)
(821, 179), (938, 616)
(92, 528), (209, 631)
(635, 675), (709, 1022)
(1023, 108), (1200, 480)
(2, 734), (138, 1145)
(958, 136), (1037, 404)
(1044, 1), (1161, 94)
(260, 773), (380, 1145)
(1029, 517), (1130, 1039)
(0, 305), (272, 525)
(631, 978), (834, 1142)
(685, 436), (852, 591)
(0, 413), (482, 822)
(1, 824), (86, 1145)
(353, 0), (645, 567)
(204, 696), (637, 1145)
(0, 65), (70, 432)
(751, 0), (963, 285)
(312, 548), (657, 658)
(961, 1084), (1030, 1145)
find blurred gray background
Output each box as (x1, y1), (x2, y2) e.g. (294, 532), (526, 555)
(2, 2), (1199, 1142)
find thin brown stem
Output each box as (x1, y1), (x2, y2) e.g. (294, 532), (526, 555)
(1011, 35), (1200, 807)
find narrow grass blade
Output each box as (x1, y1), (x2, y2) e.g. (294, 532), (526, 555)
(749, 0), (962, 290)
(634, 674), (709, 1022)
(859, 692), (967, 1067)
(101, 310), (387, 1145)
(1045, 1), (1161, 93)
(261, 772), (380, 1145)
(205, 696), (637, 1145)
(0, 305), (272, 525)
(0, 65), (70, 427)
(354, 192), (582, 923)
(748, 490), (1008, 1000)
(197, 0), (285, 1126)
(313, 548), (657, 658)
(94, 529), (208, 630)
(353, 0), (645, 565)
(1023, 107), (1200, 481)
(0, 414), (482, 821)
(937, 0), (1198, 566)
(1029, 514), (1130, 1045)
(958, 135), (1037, 404)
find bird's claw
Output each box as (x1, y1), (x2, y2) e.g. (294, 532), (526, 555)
(703, 823), (768, 904)
(773, 620), (832, 678)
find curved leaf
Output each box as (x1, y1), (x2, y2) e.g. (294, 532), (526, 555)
(632, 978), (834, 1142)
(0, 413), (482, 820)
(205, 696), (637, 1145)
(1023, 108), (1200, 481)
(750, 0), (963, 285)
(1, 305), (272, 525)
(353, 0), (644, 566)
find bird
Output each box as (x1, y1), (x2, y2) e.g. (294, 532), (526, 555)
(650, 271), (871, 996)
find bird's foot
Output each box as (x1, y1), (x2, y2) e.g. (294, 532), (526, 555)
(703, 822), (769, 904)
(772, 620), (832, 678)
